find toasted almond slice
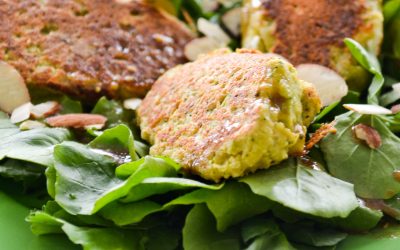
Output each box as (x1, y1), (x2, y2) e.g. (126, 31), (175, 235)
(221, 7), (241, 36)
(31, 101), (61, 119)
(391, 104), (400, 114)
(10, 102), (33, 124)
(343, 104), (392, 115)
(184, 37), (225, 61)
(353, 124), (382, 149)
(123, 98), (142, 110)
(305, 122), (337, 151)
(19, 120), (46, 130)
(296, 64), (348, 106)
(46, 114), (107, 129)
(0, 61), (31, 113)
(197, 18), (231, 44)
(199, 0), (219, 12)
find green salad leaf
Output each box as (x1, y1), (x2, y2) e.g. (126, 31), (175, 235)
(241, 217), (295, 250)
(344, 38), (384, 105)
(92, 97), (133, 129)
(99, 200), (163, 226)
(28, 211), (146, 250)
(53, 141), (177, 215)
(320, 112), (400, 199)
(59, 96), (83, 114)
(240, 160), (359, 218)
(0, 159), (43, 184)
(89, 124), (138, 161)
(0, 112), (71, 166)
(168, 182), (272, 232)
(121, 177), (222, 203)
(280, 221), (347, 247)
(183, 204), (241, 250)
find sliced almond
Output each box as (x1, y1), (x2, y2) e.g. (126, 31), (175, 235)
(197, 18), (231, 45)
(0, 61), (30, 113)
(353, 124), (382, 149)
(199, 0), (219, 12)
(19, 120), (46, 130)
(184, 37), (225, 61)
(392, 82), (400, 92)
(46, 114), (107, 129)
(31, 101), (61, 119)
(123, 98), (142, 110)
(221, 7), (241, 36)
(10, 102), (33, 124)
(343, 104), (392, 115)
(305, 122), (337, 151)
(391, 104), (400, 114)
(296, 64), (348, 106)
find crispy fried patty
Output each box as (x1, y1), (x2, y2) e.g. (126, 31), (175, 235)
(242, 0), (383, 91)
(0, 0), (193, 100)
(138, 49), (321, 182)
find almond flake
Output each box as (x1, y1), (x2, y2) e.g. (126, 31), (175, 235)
(31, 101), (61, 119)
(46, 114), (107, 129)
(305, 123), (337, 151)
(343, 104), (392, 115)
(10, 102), (33, 124)
(353, 124), (382, 149)
(391, 104), (400, 114)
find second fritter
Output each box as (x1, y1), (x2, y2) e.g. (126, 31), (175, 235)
(0, 0), (194, 100)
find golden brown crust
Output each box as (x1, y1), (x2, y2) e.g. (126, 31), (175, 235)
(0, 0), (194, 101)
(261, 0), (364, 66)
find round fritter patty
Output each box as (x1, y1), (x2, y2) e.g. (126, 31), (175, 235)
(242, 0), (383, 91)
(138, 49), (321, 182)
(0, 0), (194, 100)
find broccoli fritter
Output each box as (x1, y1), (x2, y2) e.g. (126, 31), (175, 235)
(138, 49), (321, 182)
(242, 0), (383, 91)
(0, 0), (194, 101)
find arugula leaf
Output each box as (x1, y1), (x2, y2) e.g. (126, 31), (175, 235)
(89, 124), (138, 162)
(280, 221), (347, 247)
(344, 38), (384, 105)
(99, 200), (163, 226)
(326, 202), (383, 231)
(0, 159), (43, 184)
(384, 0), (400, 24)
(53, 141), (177, 215)
(183, 204), (241, 250)
(27, 211), (146, 250)
(0, 112), (71, 166)
(59, 96), (82, 114)
(272, 199), (383, 232)
(167, 182), (272, 231)
(121, 177), (222, 203)
(91, 97), (133, 129)
(240, 159), (358, 218)
(241, 217), (295, 250)
(320, 112), (400, 199)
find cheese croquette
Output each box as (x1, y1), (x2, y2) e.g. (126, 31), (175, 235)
(0, 0), (194, 101)
(242, 0), (383, 91)
(138, 49), (321, 182)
